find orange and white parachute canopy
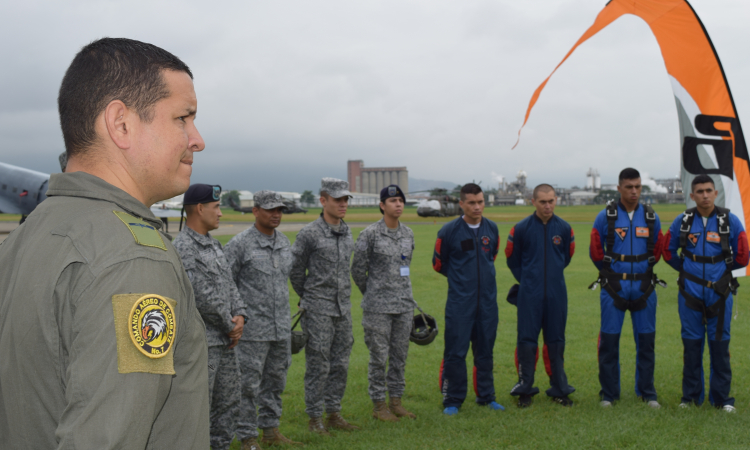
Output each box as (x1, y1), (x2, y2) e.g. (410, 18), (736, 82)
(514, 0), (749, 275)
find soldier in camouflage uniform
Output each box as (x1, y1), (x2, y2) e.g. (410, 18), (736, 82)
(290, 178), (359, 435)
(225, 191), (302, 449)
(351, 185), (417, 422)
(174, 184), (247, 450)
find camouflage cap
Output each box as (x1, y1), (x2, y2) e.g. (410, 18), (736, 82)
(320, 177), (352, 199)
(254, 190), (287, 210)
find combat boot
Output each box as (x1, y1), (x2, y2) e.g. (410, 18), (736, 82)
(241, 437), (264, 450)
(325, 412), (360, 431)
(261, 428), (304, 446)
(389, 397), (416, 419)
(307, 417), (331, 436)
(372, 400), (400, 422)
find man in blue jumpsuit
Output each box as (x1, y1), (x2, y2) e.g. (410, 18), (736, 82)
(432, 183), (503, 415)
(589, 168), (663, 408)
(506, 184), (575, 408)
(663, 174), (749, 411)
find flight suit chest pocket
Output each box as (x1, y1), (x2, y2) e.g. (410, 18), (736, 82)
(248, 250), (272, 274)
(373, 241), (392, 256)
(198, 248), (221, 274)
(399, 239), (413, 259)
(316, 242), (338, 262)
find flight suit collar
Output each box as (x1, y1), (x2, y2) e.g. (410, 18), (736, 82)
(532, 212), (555, 225)
(314, 215), (349, 237)
(46, 171), (164, 230)
(182, 225), (215, 247)
(249, 224), (282, 249)
(617, 200), (641, 215)
(460, 216), (484, 230)
(377, 217), (402, 239)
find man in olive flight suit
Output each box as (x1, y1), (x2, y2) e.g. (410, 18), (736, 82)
(351, 184), (417, 422)
(0, 38), (210, 448)
(174, 183), (247, 450)
(225, 191), (302, 449)
(290, 178), (359, 435)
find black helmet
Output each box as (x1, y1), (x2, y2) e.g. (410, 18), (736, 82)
(290, 310), (307, 354)
(410, 305), (438, 346)
(291, 330), (307, 354)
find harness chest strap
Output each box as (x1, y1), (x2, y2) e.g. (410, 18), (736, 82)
(677, 206), (738, 341)
(590, 201), (663, 312)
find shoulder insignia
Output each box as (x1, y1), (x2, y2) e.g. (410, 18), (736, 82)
(112, 294), (177, 374)
(113, 211), (167, 251)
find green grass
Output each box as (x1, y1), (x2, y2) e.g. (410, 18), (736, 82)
(217, 212), (750, 449)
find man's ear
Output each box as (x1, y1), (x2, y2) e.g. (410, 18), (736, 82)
(103, 100), (132, 150)
(196, 203), (204, 217)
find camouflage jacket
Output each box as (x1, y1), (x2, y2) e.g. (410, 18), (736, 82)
(290, 216), (354, 317)
(225, 225), (293, 341)
(174, 227), (246, 346)
(351, 219), (415, 313)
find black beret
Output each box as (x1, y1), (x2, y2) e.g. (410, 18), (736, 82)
(380, 185), (405, 203)
(183, 184), (222, 205)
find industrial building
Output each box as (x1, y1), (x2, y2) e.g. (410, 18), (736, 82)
(347, 160), (409, 194)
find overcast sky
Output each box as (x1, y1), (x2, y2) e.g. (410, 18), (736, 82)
(1, 0), (749, 193)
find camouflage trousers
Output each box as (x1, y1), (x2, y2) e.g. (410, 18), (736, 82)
(301, 310), (354, 417)
(362, 311), (412, 401)
(207, 344), (241, 450)
(236, 339), (291, 440)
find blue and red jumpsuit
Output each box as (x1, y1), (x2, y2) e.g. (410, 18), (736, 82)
(433, 217), (499, 408)
(506, 214), (575, 398)
(590, 202), (662, 403)
(663, 208), (748, 407)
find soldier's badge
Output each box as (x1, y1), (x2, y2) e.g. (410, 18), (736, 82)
(636, 227), (649, 238)
(481, 236), (491, 246)
(552, 235), (562, 245)
(128, 295), (176, 358)
(615, 227), (628, 241)
(707, 231), (721, 243)
(688, 233), (700, 246)
(112, 294), (177, 374)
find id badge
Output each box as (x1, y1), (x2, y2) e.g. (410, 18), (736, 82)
(400, 266), (410, 277)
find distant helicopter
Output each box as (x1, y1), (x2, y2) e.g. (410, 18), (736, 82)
(414, 189), (463, 217)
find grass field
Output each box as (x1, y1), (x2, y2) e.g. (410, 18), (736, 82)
(206, 208), (750, 450)
(4, 205), (746, 448)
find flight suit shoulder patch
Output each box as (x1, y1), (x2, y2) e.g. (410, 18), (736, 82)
(112, 293), (177, 375)
(113, 210), (167, 251)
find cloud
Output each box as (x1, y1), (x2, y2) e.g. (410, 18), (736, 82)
(0, 0), (748, 193)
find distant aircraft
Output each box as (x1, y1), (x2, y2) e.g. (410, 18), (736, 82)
(228, 197), (307, 214)
(228, 197), (253, 214)
(0, 160), (183, 224)
(416, 195), (462, 217)
(0, 162), (50, 222)
(282, 199), (307, 214)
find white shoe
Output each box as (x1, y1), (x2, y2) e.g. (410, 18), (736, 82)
(678, 402), (690, 409)
(647, 400), (661, 409)
(722, 405), (737, 413)
(600, 400), (612, 408)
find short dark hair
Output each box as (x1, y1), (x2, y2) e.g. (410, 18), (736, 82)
(58, 37), (193, 157)
(691, 174), (715, 191)
(618, 168), (641, 183)
(460, 183), (483, 201)
(533, 183), (555, 199)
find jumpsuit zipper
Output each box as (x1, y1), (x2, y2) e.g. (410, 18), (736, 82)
(543, 221), (547, 301)
(701, 216), (706, 302)
(475, 223), (481, 321)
